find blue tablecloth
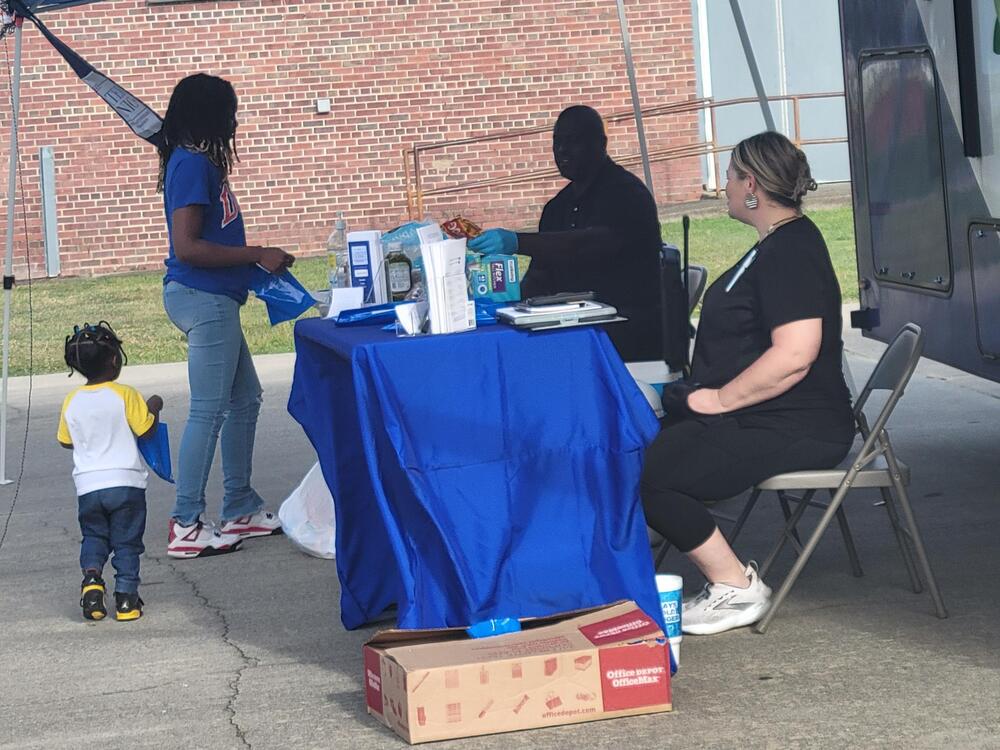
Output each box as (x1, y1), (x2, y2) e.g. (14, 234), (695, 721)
(288, 319), (664, 630)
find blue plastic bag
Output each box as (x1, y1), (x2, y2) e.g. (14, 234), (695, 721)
(466, 617), (522, 639)
(474, 298), (502, 325)
(250, 266), (316, 325)
(138, 422), (174, 484)
(336, 301), (403, 326)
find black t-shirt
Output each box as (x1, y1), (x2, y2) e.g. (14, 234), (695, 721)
(691, 216), (854, 440)
(529, 159), (662, 362)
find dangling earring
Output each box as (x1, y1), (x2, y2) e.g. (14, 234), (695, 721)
(744, 192), (758, 210)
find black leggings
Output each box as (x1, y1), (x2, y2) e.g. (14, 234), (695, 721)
(641, 415), (852, 553)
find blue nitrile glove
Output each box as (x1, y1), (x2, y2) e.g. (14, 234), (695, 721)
(468, 228), (518, 255)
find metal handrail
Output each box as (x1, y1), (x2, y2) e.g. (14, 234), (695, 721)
(403, 91), (846, 218)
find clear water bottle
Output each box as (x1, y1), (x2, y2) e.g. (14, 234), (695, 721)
(327, 212), (349, 289)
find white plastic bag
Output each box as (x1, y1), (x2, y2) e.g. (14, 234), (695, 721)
(278, 462), (336, 559)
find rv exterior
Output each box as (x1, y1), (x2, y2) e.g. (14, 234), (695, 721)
(840, 0), (1000, 382)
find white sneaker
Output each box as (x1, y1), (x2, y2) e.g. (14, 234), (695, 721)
(219, 511), (283, 539)
(168, 519), (243, 559)
(681, 561), (772, 635)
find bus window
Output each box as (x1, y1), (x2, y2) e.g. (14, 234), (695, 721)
(860, 50), (951, 292)
(969, 225), (1000, 359)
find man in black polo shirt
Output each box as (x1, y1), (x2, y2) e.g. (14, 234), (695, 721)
(469, 105), (663, 362)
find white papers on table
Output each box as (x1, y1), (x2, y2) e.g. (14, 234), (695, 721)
(421, 238), (476, 335)
(325, 286), (365, 319)
(416, 222), (445, 246)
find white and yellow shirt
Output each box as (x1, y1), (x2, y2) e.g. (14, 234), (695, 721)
(57, 382), (155, 496)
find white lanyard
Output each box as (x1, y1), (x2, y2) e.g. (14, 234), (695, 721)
(725, 247), (758, 293)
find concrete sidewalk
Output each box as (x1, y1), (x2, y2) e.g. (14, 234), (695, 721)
(1, 327), (998, 749)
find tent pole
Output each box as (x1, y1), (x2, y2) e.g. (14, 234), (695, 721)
(614, 0), (655, 201)
(0, 17), (23, 486)
(728, 0), (776, 132)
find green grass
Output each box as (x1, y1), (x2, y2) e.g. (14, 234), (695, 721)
(662, 205), (859, 309)
(5, 206), (858, 377)
(8, 257), (330, 378)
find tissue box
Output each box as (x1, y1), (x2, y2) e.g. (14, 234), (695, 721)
(363, 600), (671, 744)
(467, 254), (521, 303)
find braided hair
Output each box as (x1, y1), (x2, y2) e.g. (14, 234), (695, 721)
(156, 74), (240, 193)
(64, 321), (126, 380)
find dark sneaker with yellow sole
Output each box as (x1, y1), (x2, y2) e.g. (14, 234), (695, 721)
(80, 572), (107, 621)
(114, 592), (144, 622)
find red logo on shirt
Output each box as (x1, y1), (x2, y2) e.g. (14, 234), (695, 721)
(220, 183), (240, 228)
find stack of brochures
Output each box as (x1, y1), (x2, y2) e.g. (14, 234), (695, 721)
(422, 238), (476, 335)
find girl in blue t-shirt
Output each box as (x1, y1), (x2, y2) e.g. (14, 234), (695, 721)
(156, 73), (293, 558)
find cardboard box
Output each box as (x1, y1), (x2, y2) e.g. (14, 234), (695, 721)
(363, 600), (671, 744)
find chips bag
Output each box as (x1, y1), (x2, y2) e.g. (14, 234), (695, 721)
(441, 216), (483, 239)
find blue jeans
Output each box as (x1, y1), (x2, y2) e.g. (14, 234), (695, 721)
(78, 486), (146, 594)
(163, 281), (264, 526)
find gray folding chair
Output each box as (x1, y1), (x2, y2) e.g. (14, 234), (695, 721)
(728, 323), (948, 632)
(685, 264), (708, 314)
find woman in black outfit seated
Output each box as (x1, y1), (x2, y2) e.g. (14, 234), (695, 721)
(642, 132), (854, 636)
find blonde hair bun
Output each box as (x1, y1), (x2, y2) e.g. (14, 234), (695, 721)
(731, 131), (816, 210)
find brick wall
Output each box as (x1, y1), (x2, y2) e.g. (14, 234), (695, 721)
(0, 0), (701, 277)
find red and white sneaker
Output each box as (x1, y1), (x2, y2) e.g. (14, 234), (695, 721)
(168, 519), (243, 559)
(219, 511), (283, 539)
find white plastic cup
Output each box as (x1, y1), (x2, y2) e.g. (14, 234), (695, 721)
(655, 574), (683, 667)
